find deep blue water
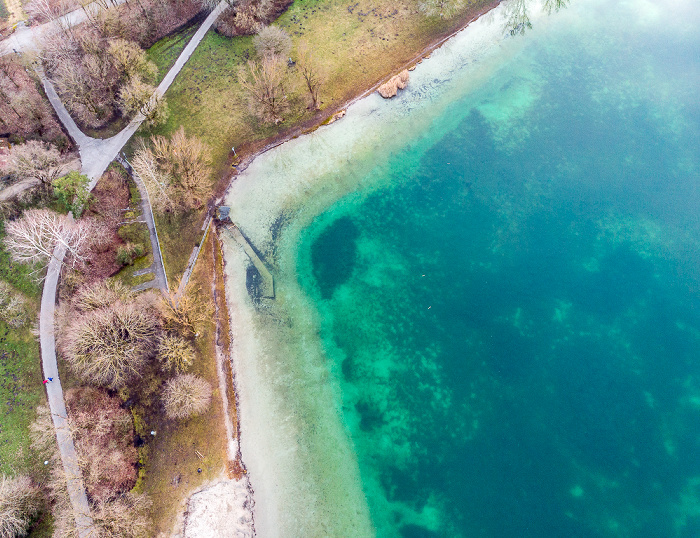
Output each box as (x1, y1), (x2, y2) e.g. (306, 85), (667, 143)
(297, 2), (700, 535)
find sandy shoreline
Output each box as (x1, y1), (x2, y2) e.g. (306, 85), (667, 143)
(217, 1), (554, 535)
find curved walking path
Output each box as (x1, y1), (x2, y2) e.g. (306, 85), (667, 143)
(40, 242), (96, 538)
(33, 3), (227, 533)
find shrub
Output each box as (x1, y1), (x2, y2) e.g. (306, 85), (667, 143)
(74, 280), (132, 312)
(158, 334), (195, 373)
(52, 171), (91, 217)
(0, 475), (39, 538)
(62, 301), (161, 389)
(92, 492), (151, 538)
(0, 280), (29, 328)
(162, 374), (212, 419)
(66, 387), (138, 503)
(116, 242), (146, 266)
(253, 25), (291, 60)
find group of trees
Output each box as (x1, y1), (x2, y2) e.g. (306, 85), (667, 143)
(0, 57), (67, 145)
(43, 31), (166, 128)
(57, 279), (213, 420)
(238, 26), (325, 124)
(28, 399), (151, 538)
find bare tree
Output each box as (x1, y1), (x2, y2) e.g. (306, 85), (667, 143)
(131, 144), (176, 212)
(118, 79), (169, 126)
(0, 475), (40, 538)
(107, 39), (157, 83)
(147, 127), (212, 208)
(253, 25), (291, 60)
(61, 300), (161, 389)
(158, 334), (195, 373)
(160, 280), (213, 337)
(162, 374), (212, 419)
(238, 57), (288, 123)
(5, 141), (65, 186)
(296, 40), (325, 110)
(3, 209), (99, 273)
(74, 279), (132, 312)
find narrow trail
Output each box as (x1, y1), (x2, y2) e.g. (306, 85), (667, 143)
(29, 3), (227, 533)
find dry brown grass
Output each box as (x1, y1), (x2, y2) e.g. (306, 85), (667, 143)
(377, 69), (409, 98)
(138, 231), (228, 536)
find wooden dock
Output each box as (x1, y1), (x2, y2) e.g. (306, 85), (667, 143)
(222, 223), (275, 298)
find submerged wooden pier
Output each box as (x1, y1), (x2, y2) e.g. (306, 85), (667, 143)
(221, 222), (275, 298)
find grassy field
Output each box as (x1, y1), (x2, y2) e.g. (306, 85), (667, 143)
(154, 208), (208, 286)
(0, 223), (44, 478)
(139, 0), (493, 177)
(147, 22), (200, 84)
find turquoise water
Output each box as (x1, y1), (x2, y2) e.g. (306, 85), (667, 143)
(293, 1), (700, 536)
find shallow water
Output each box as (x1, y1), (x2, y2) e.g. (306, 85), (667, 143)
(224, 0), (700, 535)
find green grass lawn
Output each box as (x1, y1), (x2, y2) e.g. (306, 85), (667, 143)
(147, 22), (200, 84)
(0, 224), (44, 478)
(154, 209), (207, 287)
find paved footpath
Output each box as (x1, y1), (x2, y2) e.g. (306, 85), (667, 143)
(31, 3), (227, 534)
(40, 242), (97, 538)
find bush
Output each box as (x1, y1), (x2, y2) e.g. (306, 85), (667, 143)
(215, 0), (293, 37)
(253, 25), (291, 60)
(74, 280), (132, 312)
(0, 280), (29, 328)
(52, 171), (91, 217)
(66, 387), (138, 503)
(158, 334), (195, 373)
(116, 242), (146, 266)
(0, 474), (39, 538)
(61, 300), (161, 389)
(118, 222), (150, 246)
(92, 492), (151, 538)
(162, 374), (212, 419)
